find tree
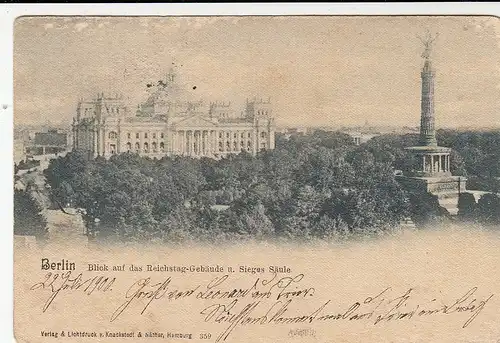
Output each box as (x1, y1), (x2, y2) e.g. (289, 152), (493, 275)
(477, 193), (500, 226)
(457, 192), (477, 221)
(159, 207), (195, 243)
(313, 215), (350, 240)
(14, 189), (48, 237)
(281, 185), (324, 239)
(408, 192), (450, 228)
(449, 150), (467, 177)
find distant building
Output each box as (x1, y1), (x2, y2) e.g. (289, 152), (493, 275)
(342, 131), (379, 145)
(72, 68), (276, 159)
(286, 127), (309, 135)
(397, 35), (466, 215)
(24, 129), (68, 156)
(276, 127), (309, 139)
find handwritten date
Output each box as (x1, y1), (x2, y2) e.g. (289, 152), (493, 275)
(30, 271), (115, 313)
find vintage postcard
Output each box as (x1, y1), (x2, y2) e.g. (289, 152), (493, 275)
(13, 15), (500, 342)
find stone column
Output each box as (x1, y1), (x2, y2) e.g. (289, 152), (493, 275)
(239, 131), (242, 151)
(197, 130), (201, 155)
(117, 122), (121, 154)
(192, 131), (196, 155)
(215, 130), (219, 154)
(234, 131), (238, 152)
(422, 155), (426, 172)
(179, 131), (182, 154)
(198, 130), (204, 155)
(211, 130), (214, 155)
(196, 131), (200, 155)
(222, 130), (230, 152)
(182, 130), (185, 155)
(208, 130), (212, 156)
(199, 131), (202, 155)
(72, 125), (77, 150)
(233, 131), (237, 152)
(190, 131), (193, 155)
(252, 126), (258, 155)
(175, 131), (182, 154)
(177, 131), (181, 155)
(198, 130), (202, 155)
(210, 130), (217, 155)
(171, 131), (176, 154)
(217, 130), (221, 153)
(204, 130), (208, 155)
(195, 131), (199, 155)
(93, 128), (98, 156)
(193, 131), (197, 155)
(101, 128), (106, 156)
(203, 130), (207, 155)
(231, 131), (234, 152)
(214, 130), (217, 155)
(190, 131), (194, 156)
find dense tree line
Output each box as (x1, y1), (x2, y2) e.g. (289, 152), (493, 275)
(458, 192), (500, 225)
(42, 129), (500, 243)
(436, 129), (500, 179)
(437, 129), (500, 193)
(43, 131), (419, 243)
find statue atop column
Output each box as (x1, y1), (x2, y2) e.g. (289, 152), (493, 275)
(418, 30), (439, 60)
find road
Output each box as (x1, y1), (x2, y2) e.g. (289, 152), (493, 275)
(16, 166), (89, 249)
(43, 209), (88, 249)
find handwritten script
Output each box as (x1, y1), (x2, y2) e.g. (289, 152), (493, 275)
(30, 272), (494, 342)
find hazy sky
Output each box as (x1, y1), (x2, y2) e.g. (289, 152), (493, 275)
(14, 16), (500, 128)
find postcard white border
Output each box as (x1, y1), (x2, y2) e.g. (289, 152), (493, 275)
(1, 3), (499, 342)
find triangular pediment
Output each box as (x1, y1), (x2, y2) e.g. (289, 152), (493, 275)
(173, 115), (217, 128)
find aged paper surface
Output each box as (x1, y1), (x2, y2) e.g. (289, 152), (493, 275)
(13, 16), (500, 342)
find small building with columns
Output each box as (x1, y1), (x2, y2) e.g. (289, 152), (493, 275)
(72, 68), (275, 159)
(397, 34), (466, 214)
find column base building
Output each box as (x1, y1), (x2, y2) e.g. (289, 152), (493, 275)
(72, 69), (275, 159)
(397, 145), (466, 210)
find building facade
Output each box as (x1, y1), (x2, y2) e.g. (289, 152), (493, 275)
(72, 69), (275, 159)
